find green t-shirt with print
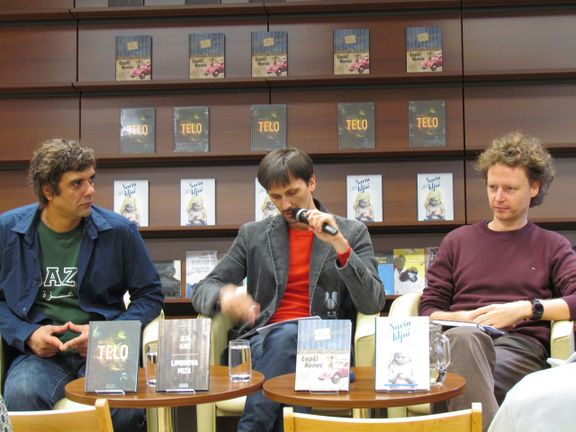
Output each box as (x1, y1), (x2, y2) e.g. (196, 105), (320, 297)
(34, 221), (93, 347)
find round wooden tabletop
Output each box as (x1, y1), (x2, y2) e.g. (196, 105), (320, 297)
(65, 365), (264, 408)
(263, 367), (465, 409)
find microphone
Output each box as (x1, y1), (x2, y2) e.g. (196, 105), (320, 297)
(292, 208), (339, 236)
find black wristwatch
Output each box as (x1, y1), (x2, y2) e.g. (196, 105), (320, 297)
(531, 299), (544, 321)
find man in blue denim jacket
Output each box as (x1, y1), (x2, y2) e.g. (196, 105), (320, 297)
(0, 139), (163, 432)
(192, 148), (385, 432)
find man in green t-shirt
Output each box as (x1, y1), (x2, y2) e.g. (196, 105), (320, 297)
(0, 139), (163, 432)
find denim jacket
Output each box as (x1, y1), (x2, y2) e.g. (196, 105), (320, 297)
(191, 201), (385, 339)
(0, 204), (163, 353)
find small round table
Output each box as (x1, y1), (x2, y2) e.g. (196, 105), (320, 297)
(65, 366), (264, 432)
(65, 365), (264, 408)
(263, 367), (465, 409)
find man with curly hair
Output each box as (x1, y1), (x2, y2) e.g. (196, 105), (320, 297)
(419, 132), (576, 430)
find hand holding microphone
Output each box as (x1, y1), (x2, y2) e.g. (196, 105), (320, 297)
(291, 208), (339, 236)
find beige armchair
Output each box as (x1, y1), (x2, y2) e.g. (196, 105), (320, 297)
(387, 292), (575, 417)
(196, 312), (378, 432)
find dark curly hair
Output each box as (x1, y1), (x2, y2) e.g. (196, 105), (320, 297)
(28, 138), (96, 208)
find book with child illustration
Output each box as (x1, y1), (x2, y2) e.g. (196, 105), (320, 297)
(417, 173), (454, 222)
(113, 180), (149, 227)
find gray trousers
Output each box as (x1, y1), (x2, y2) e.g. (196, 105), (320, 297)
(438, 327), (548, 431)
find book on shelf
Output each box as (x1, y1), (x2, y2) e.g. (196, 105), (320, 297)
(84, 320), (141, 393)
(424, 246), (440, 286)
(408, 100), (446, 147)
(376, 251), (395, 296)
(405, 26), (443, 73)
(156, 318), (212, 392)
(338, 102), (375, 149)
(375, 316), (430, 392)
(153, 260), (183, 298)
(189, 33), (225, 79)
(113, 180), (149, 228)
(110, 0), (144, 6)
(333, 29), (370, 75)
(393, 248), (426, 295)
(346, 174), (383, 223)
(417, 173), (454, 222)
(173, 106), (210, 153)
(120, 107), (155, 154)
(115, 35), (152, 81)
(255, 178), (279, 221)
(250, 104), (287, 151)
(185, 250), (218, 298)
(251, 31), (288, 78)
(180, 178), (216, 226)
(295, 319), (352, 392)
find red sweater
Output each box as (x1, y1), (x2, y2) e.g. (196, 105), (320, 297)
(420, 221), (576, 349)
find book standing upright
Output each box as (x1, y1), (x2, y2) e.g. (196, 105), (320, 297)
(156, 318), (212, 392)
(375, 316), (430, 392)
(180, 179), (216, 226)
(113, 180), (149, 227)
(295, 319), (352, 392)
(346, 174), (383, 223)
(85, 320), (141, 393)
(115, 35), (152, 81)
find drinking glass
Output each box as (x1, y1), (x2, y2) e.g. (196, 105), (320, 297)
(145, 341), (158, 387)
(228, 339), (252, 382)
(429, 323), (451, 385)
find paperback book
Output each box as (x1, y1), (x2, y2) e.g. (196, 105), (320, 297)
(250, 104), (287, 151)
(173, 106), (210, 152)
(120, 107), (155, 153)
(251, 31), (288, 77)
(295, 319), (352, 392)
(85, 320), (141, 393)
(393, 248), (426, 294)
(333, 28), (370, 75)
(255, 178), (279, 221)
(156, 318), (212, 391)
(113, 180), (149, 227)
(408, 100), (446, 147)
(375, 316), (430, 392)
(189, 33), (225, 79)
(153, 260), (183, 298)
(346, 174), (382, 223)
(376, 251), (395, 296)
(185, 250), (218, 298)
(338, 102), (375, 149)
(405, 26), (443, 73)
(416, 173), (454, 222)
(180, 178), (216, 226)
(115, 35), (152, 81)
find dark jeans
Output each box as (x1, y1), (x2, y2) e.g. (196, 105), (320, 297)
(4, 353), (145, 432)
(237, 321), (308, 432)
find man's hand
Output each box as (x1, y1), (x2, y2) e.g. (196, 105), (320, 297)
(470, 301), (532, 329)
(219, 284), (260, 326)
(26, 323), (69, 358)
(62, 323), (90, 357)
(301, 209), (349, 254)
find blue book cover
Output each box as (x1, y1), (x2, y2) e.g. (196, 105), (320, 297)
(376, 252), (394, 296)
(251, 31), (287, 77)
(405, 26), (443, 73)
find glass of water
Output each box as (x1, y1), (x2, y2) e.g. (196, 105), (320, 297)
(145, 341), (158, 387)
(429, 323), (451, 386)
(228, 339), (252, 382)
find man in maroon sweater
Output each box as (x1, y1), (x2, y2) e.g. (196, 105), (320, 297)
(419, 132), (576, 430)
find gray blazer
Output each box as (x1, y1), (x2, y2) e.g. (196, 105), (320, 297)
(191, 203), (385, 339)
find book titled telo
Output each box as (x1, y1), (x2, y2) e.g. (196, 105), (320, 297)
(156, 318), (212, 391)
(85, 320), (141, 393)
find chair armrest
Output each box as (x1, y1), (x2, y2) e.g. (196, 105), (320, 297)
(198, 313), (233, 366)
(354, 313), (377, 367)
(550, 320), (575, 361)
(388, 292), (422, 317)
